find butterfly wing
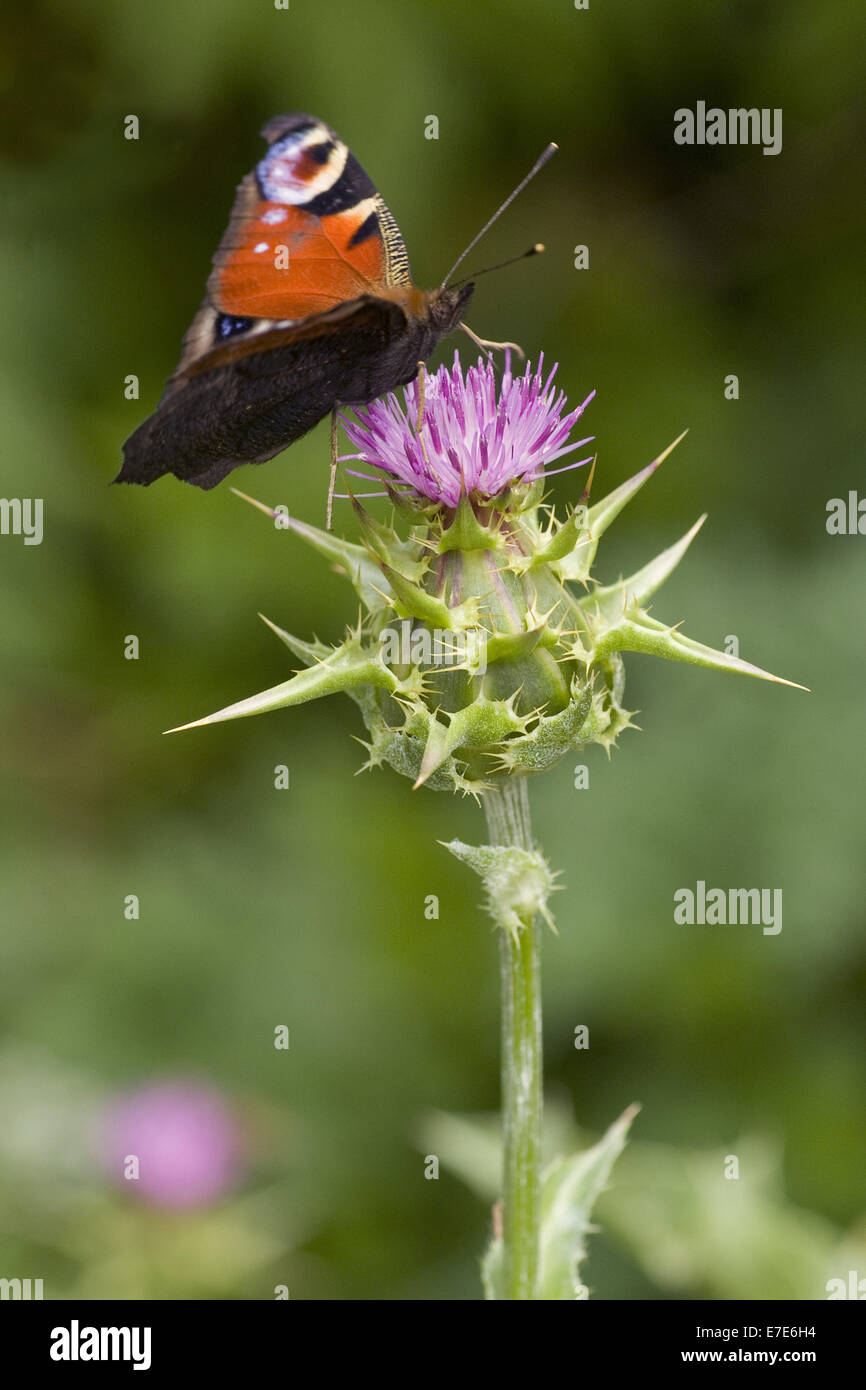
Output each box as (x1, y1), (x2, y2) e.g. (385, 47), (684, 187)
(121, 296), (414, 489)
(118, 114), (433, 487)
(209, 113), (411, 316)
(181, 111), (415, 364)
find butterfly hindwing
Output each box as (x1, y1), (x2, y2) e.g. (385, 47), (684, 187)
(122, 297), (408, 489)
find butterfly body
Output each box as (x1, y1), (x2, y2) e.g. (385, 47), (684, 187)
(117, 114), (473, 489)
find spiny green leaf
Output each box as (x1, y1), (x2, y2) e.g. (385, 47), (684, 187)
(483, 623), (548, 665)
(351, 495), (427, 580)
(482, 1231), (506, 1301)
(537, 1104), (639, 1300)
(416, 698), (525, 787)
(593, 607), (808, 688)
(529, 505), (591, 567)
(231, 488), (392, 613)
(438, 494), (504, 553)
(441, 837), (558, 937)
(492, 683), (594, 774)
(166, 642), (399, 732)
(380, 563), (478, 630)
(558, 432), (687, 581)
(582, 514), (706, 622)
(257, 614), (331, 665)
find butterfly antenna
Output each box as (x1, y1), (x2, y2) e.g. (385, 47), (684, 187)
(440, 142), (558, 288)
(451, 242), (545, 290)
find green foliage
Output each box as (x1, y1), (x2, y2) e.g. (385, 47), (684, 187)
(176, 441), (798, 794)
(443, 838), (558, 939)
(420, 1104), (866, 1301)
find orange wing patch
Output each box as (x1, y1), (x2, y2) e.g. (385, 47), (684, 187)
(212, 195), (388, 321)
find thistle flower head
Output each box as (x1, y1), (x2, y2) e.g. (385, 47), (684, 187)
(177, 353), (802, 797)
(341, 353), (594, 507)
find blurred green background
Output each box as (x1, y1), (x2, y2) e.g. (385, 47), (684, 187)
(1, 0), (864, 1299)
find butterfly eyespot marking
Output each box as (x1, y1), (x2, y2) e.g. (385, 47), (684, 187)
(257, 126), (349, 204)
(306, 139), (336, 166)
(216, 314), (254, 341)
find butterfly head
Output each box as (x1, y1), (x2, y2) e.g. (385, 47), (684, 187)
(426, 282), (475, 333)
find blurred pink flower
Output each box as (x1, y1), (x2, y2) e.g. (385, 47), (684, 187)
(103, 1081), (241, 1208)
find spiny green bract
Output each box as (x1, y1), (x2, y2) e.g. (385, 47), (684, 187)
(169, 439), (802, 795)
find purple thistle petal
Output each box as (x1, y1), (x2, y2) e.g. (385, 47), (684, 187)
(542, 454), (596, 478)
(339, 354), (594, 508)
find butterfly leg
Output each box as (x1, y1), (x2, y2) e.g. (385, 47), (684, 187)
(326, 407), (339, 531)
(415, 362), (432, 472)
(416, 361), (427, 435)
(415, 362), (448, 491)
(460, 322), (525, 359)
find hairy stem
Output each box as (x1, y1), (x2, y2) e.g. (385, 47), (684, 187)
(484, 777), (542, 1300)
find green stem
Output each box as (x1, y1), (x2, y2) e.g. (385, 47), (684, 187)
(484, 777), (542, 1300)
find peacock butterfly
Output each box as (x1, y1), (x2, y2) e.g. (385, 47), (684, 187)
(116, 113), (474, 490)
